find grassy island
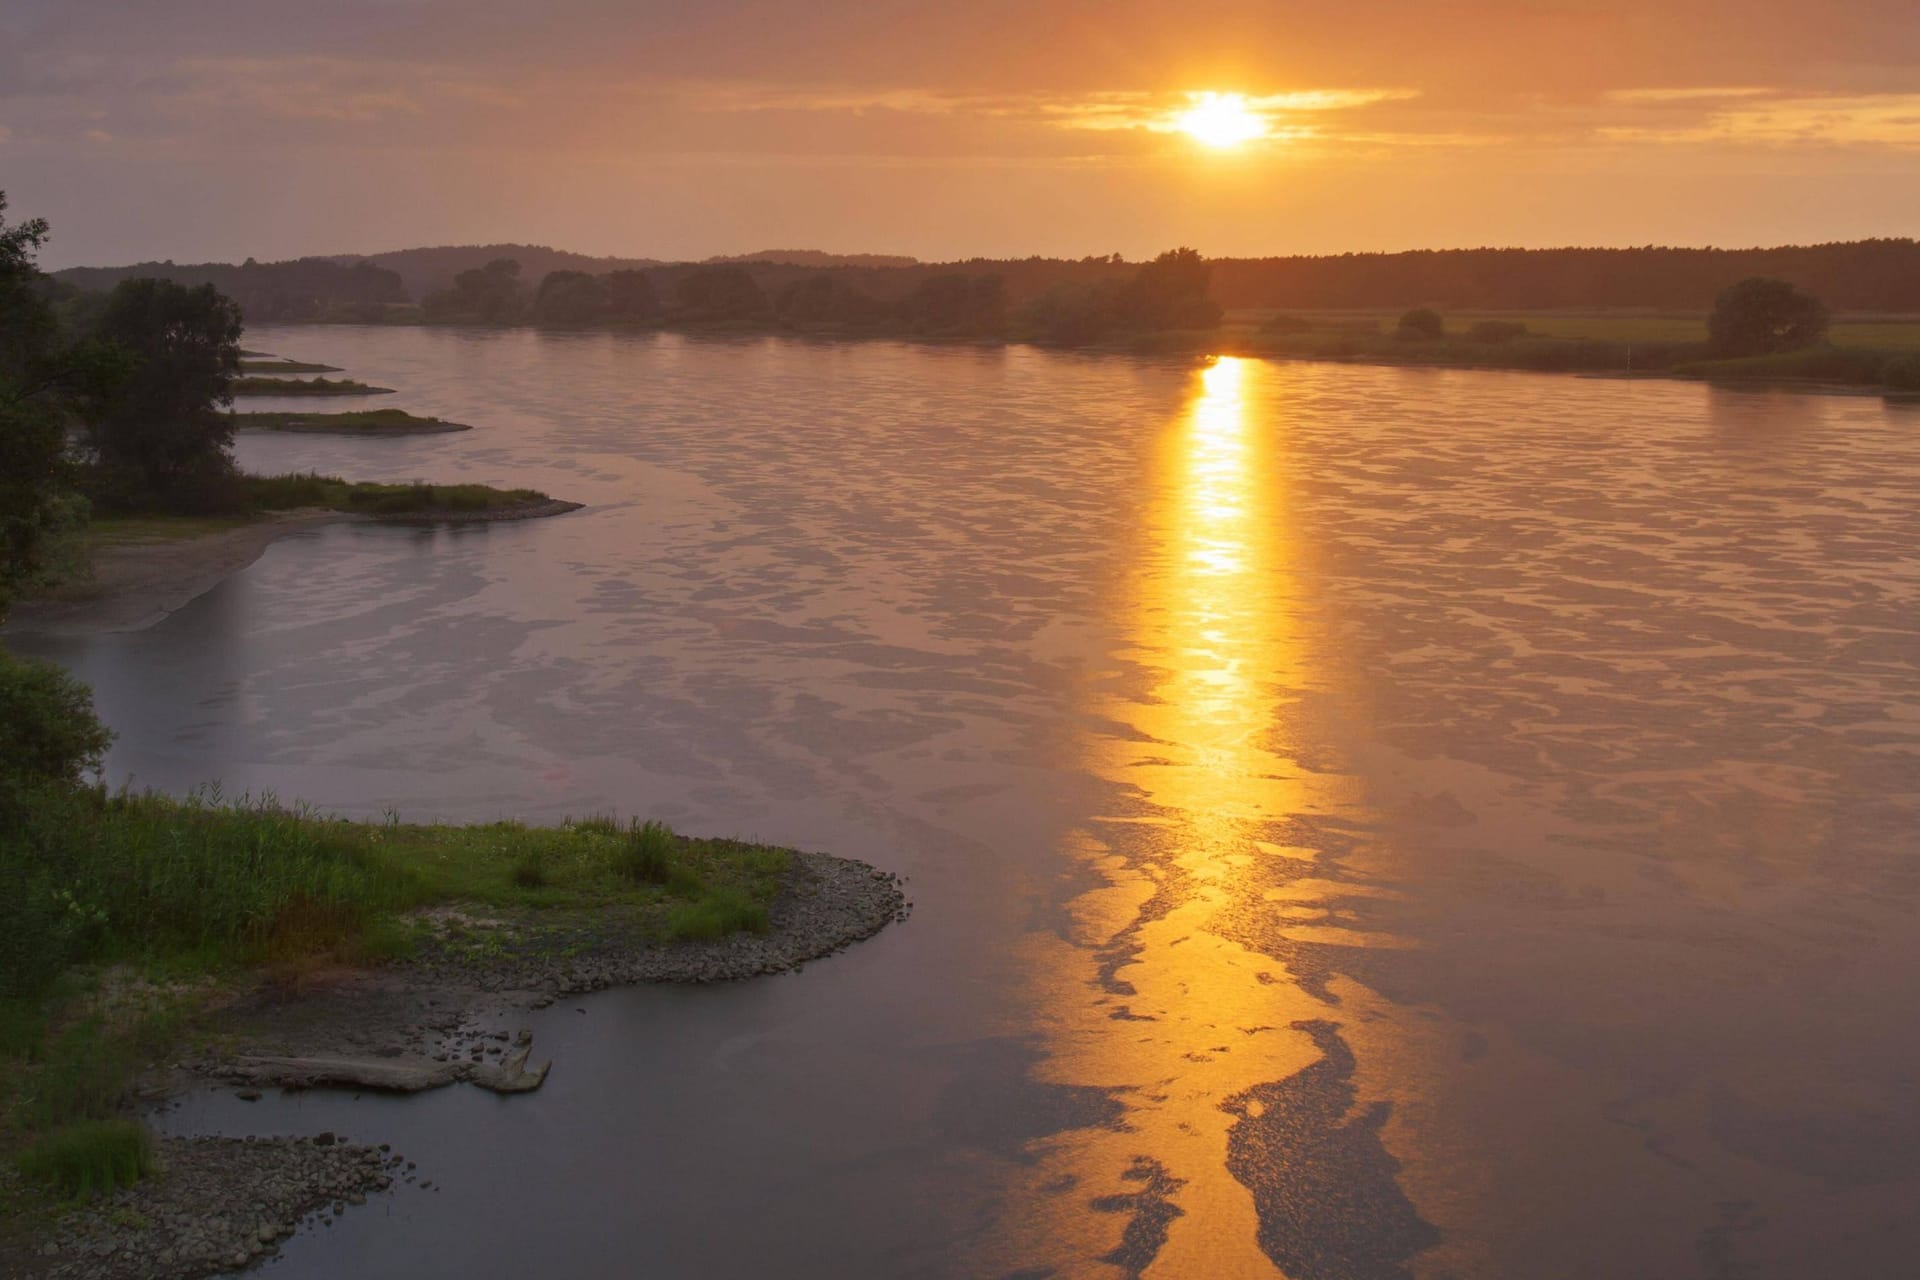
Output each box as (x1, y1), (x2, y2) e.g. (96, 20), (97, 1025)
(237, 359), (342, 374)
(232, 409), (472, 435)
(230, 376), (395, 396)
(242, 471), (560, 517)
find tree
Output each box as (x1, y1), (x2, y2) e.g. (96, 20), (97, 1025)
(83, 278), (243, 510)
(1396, 307), (1444, 340)
(0, 192), (90, 619)
(532, 270), (610, 326)
(424, 258), (527, 324)
(894, 274), (1006, 336)
(775, 275), (883, 329)
(1707, 277), (1828, 356)
(671, 267), (769, 324)
(605, 270), (662, 324)
(1116, 248), (1223, 330)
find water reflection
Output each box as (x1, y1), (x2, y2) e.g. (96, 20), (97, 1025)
(999, 358), (1388, 1276)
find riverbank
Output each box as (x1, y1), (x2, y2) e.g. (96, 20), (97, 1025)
(4, 497), (581, 639)
(0, 794), (907, 1278)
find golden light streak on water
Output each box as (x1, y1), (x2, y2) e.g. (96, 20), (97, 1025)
(1000, 357), (1371, 1277)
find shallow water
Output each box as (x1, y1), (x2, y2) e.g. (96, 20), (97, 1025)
(19, 328), (1920, 1278)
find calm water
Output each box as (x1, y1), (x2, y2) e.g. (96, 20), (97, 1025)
(17, 327), (1920, 1278)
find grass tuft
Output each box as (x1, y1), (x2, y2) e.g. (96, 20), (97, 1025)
(16, 1120), (154, 1199)
(666, 887), (771, 941)
(615, 820), (678, 885)
(509, 847), (549, 889)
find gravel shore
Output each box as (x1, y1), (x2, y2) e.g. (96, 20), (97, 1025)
(4, 1136), (398, 1280)
(2, 852), (907, 1279)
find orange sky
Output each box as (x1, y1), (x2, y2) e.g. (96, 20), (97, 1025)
(5, 0), (1917, 266)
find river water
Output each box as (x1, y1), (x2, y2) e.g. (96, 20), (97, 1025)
(17, 327), (1920, 1278)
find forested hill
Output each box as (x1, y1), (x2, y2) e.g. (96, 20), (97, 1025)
(319, 244), (663, 302)
(1207, 240), (1920, 312)
(53, 237), (1920, 321)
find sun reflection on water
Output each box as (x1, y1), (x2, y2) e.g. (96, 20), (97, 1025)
(994, 357), (1367, 1276)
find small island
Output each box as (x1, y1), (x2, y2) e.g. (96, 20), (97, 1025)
(232, 408), (472, 435)
(231, 375), (395, 396)
(238, 358), (343, 374)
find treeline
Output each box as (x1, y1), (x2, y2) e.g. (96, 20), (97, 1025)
(51, 257), (404, 322)
(419, 248), (1222, 343)
(1208, 240), (1920, 312)
(54, 238), (1920, 325)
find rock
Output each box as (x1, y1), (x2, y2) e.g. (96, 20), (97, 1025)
(470, 1041), (552, 1094)
(232, 1055), (462, 1093)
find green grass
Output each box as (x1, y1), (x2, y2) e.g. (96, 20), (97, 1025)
(230, 376), (395, 396)
(231, 409), (471, 435)
(666, 886), (771, 941)
(1225, 308), (1920, 350)
(1210, 312), (1920, 389)
(243, 472), (550, 516)
(1671, 344), (1911, 386)
(2, 789), (791, 994)
(1, 788), (795, 1199)
(616, 820), (678, 885)
(238, 360), (343, 374)
(15, 1120), (153, 1199)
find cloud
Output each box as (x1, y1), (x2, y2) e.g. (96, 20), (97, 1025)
(1597, 92), (1920, 147)
(1607, 87), (1777, 104)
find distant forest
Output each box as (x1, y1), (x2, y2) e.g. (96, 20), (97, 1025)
(51, 238), (1920, 325)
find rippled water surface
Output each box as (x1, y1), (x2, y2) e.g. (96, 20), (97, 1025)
(22, 327), (1920, 1278)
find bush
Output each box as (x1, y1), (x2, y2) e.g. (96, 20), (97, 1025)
(666, 886), (770, 941)
(615, 819), (678, 885)
(16, 1119), (154, 1198)
(509, 846), (548, 889)
(0, 649), (113, 814)
(1396, 308), (1444, 340)
(1469, 320), (1528, 343)
(1883, 355), (1920, 391)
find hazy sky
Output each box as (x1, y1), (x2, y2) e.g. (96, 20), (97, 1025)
(5, 0), (1917, 266)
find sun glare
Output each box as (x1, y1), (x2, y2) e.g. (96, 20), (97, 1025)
(1175, 92), (1268, 148)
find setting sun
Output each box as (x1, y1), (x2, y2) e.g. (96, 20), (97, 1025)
(1174, 92), (1269, 148)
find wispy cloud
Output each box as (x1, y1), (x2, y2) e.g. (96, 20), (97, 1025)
(1606, 87), (1777, 104)
(1598, 92), (1920, 147)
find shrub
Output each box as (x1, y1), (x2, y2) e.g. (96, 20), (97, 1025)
(0, 650), (113, 813)
(615, 819), (678, 885)
(1396, 308), (1444, 340)
(1883, 355), (1920, 391)
(1469, 320), (1528, 343)
(509, 847), (548, 889)
(16, 1119), (154, 1198)
(666, 886), (770, 941)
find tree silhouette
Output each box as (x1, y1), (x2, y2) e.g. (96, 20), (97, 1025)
(1707, 277), (1829, 356)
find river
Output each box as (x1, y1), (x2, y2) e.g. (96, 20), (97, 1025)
(17, 327), (1920, 1278)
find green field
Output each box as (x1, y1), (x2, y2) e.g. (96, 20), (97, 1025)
(1223, 309), (1920, 350)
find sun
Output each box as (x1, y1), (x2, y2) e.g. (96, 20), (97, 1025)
(1175, 93), (1268, 148)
